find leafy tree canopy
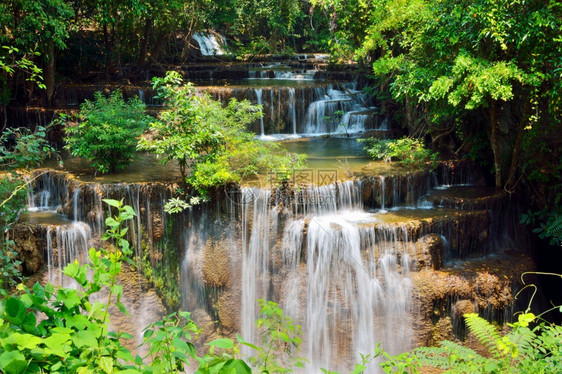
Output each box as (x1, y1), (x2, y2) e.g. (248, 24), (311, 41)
(64, 90), (150, 174)
(138, 71), (306, 196)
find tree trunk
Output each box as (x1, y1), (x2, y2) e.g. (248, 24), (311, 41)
(45, 40), (56, 108)
(150, 31), (168, 63)
(489, 100), (502, 188)
(103, 23), (112, 75)
(505, 100), (530, 191)
(137, 18), (153, 67)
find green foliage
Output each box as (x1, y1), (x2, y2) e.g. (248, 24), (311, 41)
(309, 0), (372, 61)
(0, 0), (73, 51)
(0, 200), (139, 373)
(0, 125), (55, 287)
(164, 196), (206, 214)
(352, 0), (562, 192)
(143, 311), (200, 373)
(360, 137), (439, 170)
(521, 209), (562, 246)
(139, 71), (306, 197)
(0, 0), (73, 81)
(415, 312), (562, 373)
(0, 126), (54, 170)
(0, 46), (44, 91)
(0, 176), (27, 288)
(64, 90), (150, 174)
(319, 344), (420, 374)
(229, 0), (304, 55)
(138, 71), (260, 180)
(0, 200), (254, 373)
(244, 299), (306, 373)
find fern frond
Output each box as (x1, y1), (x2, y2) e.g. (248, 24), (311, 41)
(464, 313), (502, 358)
(415, 340), (486, 372)
(545, 213), (562, 243)
(415, 346), (452, 369)
(506, 326), (534, 361)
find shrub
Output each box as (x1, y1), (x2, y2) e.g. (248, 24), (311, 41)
(0, 176), (27, 288)
(64, 90), (150, 174)
(0, 126), (54, 288)
(0, 126), (54, 170)
(139, 71), (306, 198)
(360, 137), (439, 171)
(415, 312), (562, 373)
(0, 200), (253, 374)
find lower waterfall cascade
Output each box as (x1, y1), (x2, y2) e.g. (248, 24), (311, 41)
(13, 162), (534, 373)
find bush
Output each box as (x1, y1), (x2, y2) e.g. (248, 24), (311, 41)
(0, 200), (253, 374)
(0, 126), (54, 288)
(415, 311), (562, 373)
(0, 176), (27, 289)
(0, 126), (54, 170)
(360, 137), (439, 171)
(64, 90), (150, 174)
(139, 71), (306, 197)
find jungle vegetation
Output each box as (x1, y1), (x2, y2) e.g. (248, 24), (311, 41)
(0, 0), (560, 372)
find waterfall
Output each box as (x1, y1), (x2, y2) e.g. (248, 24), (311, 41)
(289, 88), (297, 135)
(239, 184), (414, 373)
(303, 86), (363, 135)
(379, 176), (387, 213)
(255, 89), (265, 137)
(72, 188), (80, 221)
(192, 31), (226, 56)
(45, 222), (92, 286)
(27, 172), (68, 212)
(241, 188), (276, 349)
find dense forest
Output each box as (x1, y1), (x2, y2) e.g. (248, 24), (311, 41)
(1, 0), (560, 222)
(0, 0), (561, 373)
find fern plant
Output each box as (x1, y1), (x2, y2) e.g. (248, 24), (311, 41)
(415, 312), (562, 373)
(521, 209), (562, 246)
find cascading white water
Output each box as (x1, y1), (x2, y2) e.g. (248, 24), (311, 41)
(379, 176), (387, 213)
(255, 89), (265, 137)
(289, 88), (297, 135)
(192, 31), (226, 56)
(239, 183), (414, 373)
(72, 188), (80, 221)
(303, 86), (372, 135)
(45, 222), (92, 286)
(27, 172), (67, 212)
(240, 188), (276, 349)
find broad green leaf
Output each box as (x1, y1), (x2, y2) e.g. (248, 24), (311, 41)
(99, 356), (114, 374)
(72, 330), (98, 348)
(2, 332), (42, 350)
(22, 312), (37, 333)
(77, 366), (94, 374)
(207, 338), (234, 349)
(105, 217), (120, 228)
(4, 298), (26, 325)
(0, 350), (27, 374)
(103, 199), (121, 208)
(221, 359), (252, 374)
(56, 289), (81, 309)
(43, 333), (70, 357)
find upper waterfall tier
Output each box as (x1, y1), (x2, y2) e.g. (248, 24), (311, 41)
(26, 62), (383, 139)
(192, 31), (227, 56)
